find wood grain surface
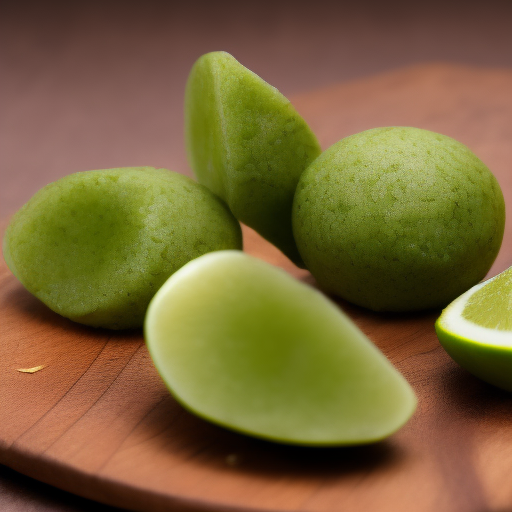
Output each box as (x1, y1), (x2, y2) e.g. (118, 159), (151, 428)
(1, 64), (511, 512)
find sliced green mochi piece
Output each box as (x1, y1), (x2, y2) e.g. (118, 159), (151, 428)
(145, 251), (417, 446)
(3, 167), (242, 329)
(185, 51), (321, 267)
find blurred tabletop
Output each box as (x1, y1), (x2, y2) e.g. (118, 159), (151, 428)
(1, 1), (511, 511)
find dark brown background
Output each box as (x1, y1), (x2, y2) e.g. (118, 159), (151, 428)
(1, 1), (511, 510)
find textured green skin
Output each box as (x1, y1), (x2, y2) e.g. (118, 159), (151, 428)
(145, 251), (417, 446)
(435, 321), (512, 392)
(292, 127), (506, 312)
(3, 167), (242, 329)
(185, 51), (321, 267)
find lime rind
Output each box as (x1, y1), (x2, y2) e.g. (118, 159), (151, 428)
(436, 267), (512, 392)
(437, 272), (512, 349)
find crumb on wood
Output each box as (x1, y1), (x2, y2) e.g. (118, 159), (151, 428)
(16, 365), (45, 374)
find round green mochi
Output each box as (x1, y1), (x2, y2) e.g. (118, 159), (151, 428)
(3, 167), (242, 329)
(292, 127), (506, 312)
(185, 51), (321, 267)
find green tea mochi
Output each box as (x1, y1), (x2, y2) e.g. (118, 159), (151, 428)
(292, 127), (505, 312)
(3, 167), (242, 329)
(185, 51), (321, 267)
(145, 251), (417, 446)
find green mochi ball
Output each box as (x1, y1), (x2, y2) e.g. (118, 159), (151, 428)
(145, 251), (417, 446)
(292, 127), (506, 312)
(185, 51), (321, 267)
(3, 167), (242, 329)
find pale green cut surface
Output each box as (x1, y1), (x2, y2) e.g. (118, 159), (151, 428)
(145, 251), (416, 446)
(185, 51), (321, 267)
(292, 126), (506, 312)
(3, 167), (242, 329)
(463, 266), (512, 330)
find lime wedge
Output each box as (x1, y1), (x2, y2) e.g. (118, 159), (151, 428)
(145, 251), (416, 446)
(435, 266), (512, 391)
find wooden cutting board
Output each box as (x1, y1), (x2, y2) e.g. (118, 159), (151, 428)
(1, 64), (511, 512)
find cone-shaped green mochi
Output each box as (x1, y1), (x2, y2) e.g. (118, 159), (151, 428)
(145, 251), (417, 446)
(293, 127), (506, 312)
(185, 51), (321, 267)
(3, 167), (242, 329)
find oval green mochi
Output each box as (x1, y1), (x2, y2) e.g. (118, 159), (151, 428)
(185, 51), (321, 267)
(3, 167), (242, 329)
(145, 251), (417, 446)
(292, 127), (506, 312)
